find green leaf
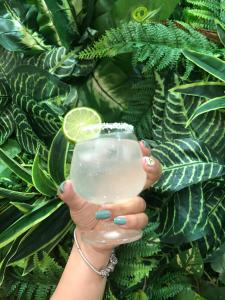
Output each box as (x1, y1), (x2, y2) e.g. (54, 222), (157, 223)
(0, 80), (10, 108)
(32, 149), (56, 196)
(183, 50), (225, 82)
(10, 202), (33, 214)
(132, 290), (148, 300)
(171, 82), (225, 99)
(0, 198), (62, 248)
(0, 187), (37, 201)
(0, 106), (14, 145)
(0, 148), (32, 184)
(152, 138), (225, 193)
(0, 1), (50, 52)
(187, 96), (225, 126)
(172, 246), (204, 278)
(175, 290), (206, 300)
(10, 205), (71, 265)
(48, 129), (69, 185)
(216, 20), (225, 47)
(40, 0), (79, 49)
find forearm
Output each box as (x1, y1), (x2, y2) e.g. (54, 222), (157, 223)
(51, 231), (111, 300)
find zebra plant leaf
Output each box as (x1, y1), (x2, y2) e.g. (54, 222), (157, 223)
(152, 138), (225, 193)
(0, 107), (14, 145)
(0, 80), (10, 108)
(32, 148), (56, 196)
(0, 198), (63, 249)
(183, 50), (225, 82)
(13, 105), (45, 155)
(0, 1), (50, 52)
(48, 129), (69, 185)
(25, 46), (95, 79)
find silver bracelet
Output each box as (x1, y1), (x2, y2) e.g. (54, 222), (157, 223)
(74, 229), (118, 278)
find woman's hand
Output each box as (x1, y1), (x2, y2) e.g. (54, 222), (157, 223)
(57, 141), (161, 247)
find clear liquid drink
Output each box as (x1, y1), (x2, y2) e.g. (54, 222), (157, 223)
(70, 137), (146, 204)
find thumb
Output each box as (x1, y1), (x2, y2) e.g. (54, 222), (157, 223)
(58, 180), (86, 211)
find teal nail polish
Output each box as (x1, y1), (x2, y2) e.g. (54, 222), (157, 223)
(141, 140), (151, 150)
(58, 181), (66, 194)
(96, 210), (111, 219)
(114, 216), (127, 225)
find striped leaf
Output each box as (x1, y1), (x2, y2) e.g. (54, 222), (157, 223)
(152, 138), (225, 193)
(159, 183), (208, 244)
(48, 129), (69, 185)
(25, 47), (95, 78)
(0, 2), (50, 52)
(13, 105), (44, 155)
(0, 107), (14, 145)
(0, 198), (63, 249)
(0, 80), (10, 108)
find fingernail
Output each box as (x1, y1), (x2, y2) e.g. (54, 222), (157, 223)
(58, 181), (66, 194)
(144, 156), (155, 167)
(141, 140), (151, 150)
(96, 210), (112, 219)
(114, 216), (127, 225)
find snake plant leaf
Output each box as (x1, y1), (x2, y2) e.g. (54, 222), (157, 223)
(0, 198), (63, 249)
(216, 20), (225, 47)
(48, 129), (69, 185)
(0, 107), (14, 146)
(171, 82), (225, 99)
(0, 187), (37, 201)
(187, 96), (225, 126)
(10, 202), (33, 214)
(10, 205), (71, 265)
(32, 149), (56, 196)
(0, 1), (50, 52)
(38, 0), (79, 49)
(152, 138), (225, 193)
(0, 148), (32, 185)
(183, 50), (225, 82)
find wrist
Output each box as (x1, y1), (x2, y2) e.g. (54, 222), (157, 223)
(75, 229), (113, 269)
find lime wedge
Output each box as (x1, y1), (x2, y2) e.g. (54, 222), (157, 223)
(63, 107), (102, 142)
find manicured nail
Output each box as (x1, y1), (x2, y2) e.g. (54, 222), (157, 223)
(114, 216), (127, 225)
(144, 156), (155, 167)
(141, 140), (151, 150)
(96, 210), (111, 219)
(58, 181), (66, 194)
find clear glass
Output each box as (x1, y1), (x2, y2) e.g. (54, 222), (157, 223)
(70, 123), (146, 245)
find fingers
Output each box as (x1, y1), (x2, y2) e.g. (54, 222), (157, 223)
(58, 180), (86, 211)
(103, 196), (146, 217)
(114, 213), (148, 230)
(143, 155), (162, 189)
(140, 140), (151, 156)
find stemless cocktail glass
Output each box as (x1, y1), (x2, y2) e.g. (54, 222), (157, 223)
(70, 123), (146, 245)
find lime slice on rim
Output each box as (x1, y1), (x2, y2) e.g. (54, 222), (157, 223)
(63, 107), (102, 142)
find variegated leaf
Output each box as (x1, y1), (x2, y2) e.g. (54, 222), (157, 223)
(152, 138), (225, 193)
(0, 106), (14, 145)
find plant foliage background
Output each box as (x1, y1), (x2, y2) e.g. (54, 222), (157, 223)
(0, 0), (225, 299)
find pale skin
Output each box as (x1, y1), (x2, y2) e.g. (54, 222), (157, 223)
(51, 142), (162, 300)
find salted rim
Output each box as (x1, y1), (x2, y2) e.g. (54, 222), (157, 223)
(82, 122), (134, 132)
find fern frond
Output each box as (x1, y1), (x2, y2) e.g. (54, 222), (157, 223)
(184, 0), (223, 30)
(79, 21), (217, 74)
